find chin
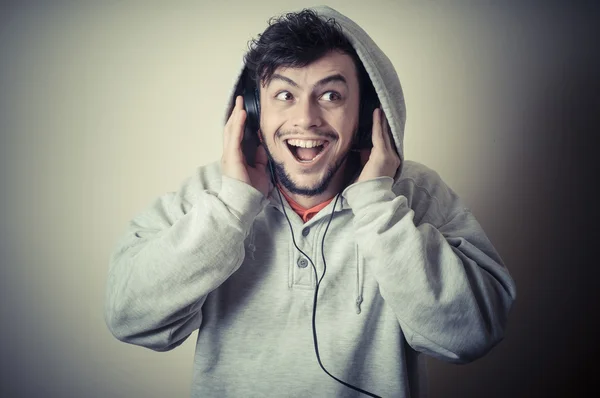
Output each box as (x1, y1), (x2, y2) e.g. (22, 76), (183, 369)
(274, 160), (340, 197)
(290, 179), (326, 194)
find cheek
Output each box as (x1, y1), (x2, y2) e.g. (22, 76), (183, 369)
(334, 117), (358, 147)
(260, 111), (285, 141)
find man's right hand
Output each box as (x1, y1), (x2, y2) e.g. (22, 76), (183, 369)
(221, 95), (272, 197)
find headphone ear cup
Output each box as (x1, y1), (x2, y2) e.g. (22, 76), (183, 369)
(243, 88), (260, 133)
(254, 88), (260, 117)
(355, 96), (378, 149)
(249, 88), (261, 142)
(241, 78), (261, 167)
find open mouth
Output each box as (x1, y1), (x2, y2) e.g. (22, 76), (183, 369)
(286, 139), (331, 163)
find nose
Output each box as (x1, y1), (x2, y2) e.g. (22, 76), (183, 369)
(291, 96), (323, 130)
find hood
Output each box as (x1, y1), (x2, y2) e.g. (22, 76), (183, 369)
(223, 5), (406, 178)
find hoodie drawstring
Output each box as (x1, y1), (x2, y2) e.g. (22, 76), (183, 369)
(246, 225), (256, 260)
(355, 244), (364, 314)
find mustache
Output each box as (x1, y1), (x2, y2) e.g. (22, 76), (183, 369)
(275, 128), (338, 141)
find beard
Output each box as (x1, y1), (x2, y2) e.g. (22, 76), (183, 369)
(261, 129), (354, 197)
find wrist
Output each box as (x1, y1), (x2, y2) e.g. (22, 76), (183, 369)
(343, 177), (395, 211)
(218, 175), (268, 226)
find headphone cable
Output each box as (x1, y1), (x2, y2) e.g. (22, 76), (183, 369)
(268, 161), (381, 398)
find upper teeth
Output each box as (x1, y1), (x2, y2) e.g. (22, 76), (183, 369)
(287, 139), (325, 148)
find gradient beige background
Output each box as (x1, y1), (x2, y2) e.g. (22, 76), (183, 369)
(1, 1), (597, 397)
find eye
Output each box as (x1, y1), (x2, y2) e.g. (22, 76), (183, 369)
(275, 91), (294, 101)
(320, 91), (341, 102)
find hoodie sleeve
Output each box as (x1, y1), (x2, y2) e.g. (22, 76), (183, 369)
(104, 174), (268, 351)
(342, 172), (517, 364)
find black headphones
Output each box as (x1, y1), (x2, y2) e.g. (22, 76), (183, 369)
(240, 68), (380, 167)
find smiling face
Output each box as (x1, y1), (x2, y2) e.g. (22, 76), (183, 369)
(258, 50), (361, 202)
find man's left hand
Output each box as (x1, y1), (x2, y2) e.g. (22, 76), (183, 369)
(357, 107), (401, 183)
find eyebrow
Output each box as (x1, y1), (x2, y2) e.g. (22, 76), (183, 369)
(268, 73), (348, 90)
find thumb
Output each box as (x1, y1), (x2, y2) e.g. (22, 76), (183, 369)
(254, 144), (269, 170)
(359, 148), (371, 167)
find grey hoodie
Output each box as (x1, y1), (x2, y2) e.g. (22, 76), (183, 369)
(105, 5), (517, 398)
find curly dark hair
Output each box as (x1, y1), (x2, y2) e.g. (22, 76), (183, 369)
(243, 9), (370, 93)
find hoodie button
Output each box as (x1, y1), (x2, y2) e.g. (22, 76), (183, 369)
(302, 227), (310, 237)
(297, 257), (308, 268)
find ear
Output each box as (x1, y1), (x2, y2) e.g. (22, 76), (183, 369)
(257, 129), (264, 143)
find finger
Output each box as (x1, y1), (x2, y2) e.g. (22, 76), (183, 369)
(231, 108), (247, 157)
(225, 96), (242, 129)
(223, 96), (242, 148)
(226, 97), (247, 157)
(371, 107), (384, 150)
(233, 97), (247, 144)
(380, 108), (393, 150)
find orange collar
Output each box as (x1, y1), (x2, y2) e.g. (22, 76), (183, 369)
(277, 185), (334, 223)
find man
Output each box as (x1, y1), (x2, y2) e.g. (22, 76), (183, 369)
(105, 6), (517, 398)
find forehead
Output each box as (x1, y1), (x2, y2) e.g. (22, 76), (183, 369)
(270, 51), (359, 86)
